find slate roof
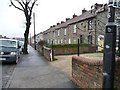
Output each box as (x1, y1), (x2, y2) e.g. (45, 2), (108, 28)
(43, 3), (108, 33)
(67, 10), (96, 25)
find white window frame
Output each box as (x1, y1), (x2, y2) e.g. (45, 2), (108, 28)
(61, 39), (63, 44)
(73, 39), (77, 44)
(64, 39), (66, 44)
(88, 20), (92, 30)
(73, 24), (77, 33)
(69, 38), (71, 44)
(58, 30), (60, 36)
(53, 31), (55, 37)
(58, 39), (60, 44)
(64, 28), (67, 35)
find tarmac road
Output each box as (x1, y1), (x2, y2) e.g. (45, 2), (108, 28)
(2, 62), (16, 88)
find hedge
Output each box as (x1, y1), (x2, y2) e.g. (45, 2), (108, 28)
(46, 43), (95, 48)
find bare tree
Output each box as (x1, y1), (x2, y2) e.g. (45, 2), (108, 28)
(10, 0), (38, 54)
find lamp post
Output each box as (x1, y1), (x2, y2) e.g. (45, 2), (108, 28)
(33, 12), (36, 50)
(102, 0), (117, 89)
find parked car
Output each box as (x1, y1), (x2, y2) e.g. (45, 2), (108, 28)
(19, 41), (24, 54)
(0, 39), (21, 64)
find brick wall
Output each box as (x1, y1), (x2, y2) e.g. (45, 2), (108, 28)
(36, 45), (96, 56)
(53, 47), (96, 55)
(72, 56), (120, 89)
(114, 58), (120, 89)
(72, 56), (103, 88)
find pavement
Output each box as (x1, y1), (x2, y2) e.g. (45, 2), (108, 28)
(5, 46), (78, 88)
(50, 53), (103, 80)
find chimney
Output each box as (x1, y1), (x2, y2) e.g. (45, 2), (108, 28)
(61, 21), (64, 23)
(82, 8), (87, 14)
(53, 25), (56, 27)
(94, 3), (103, 10)
(66, 18), (70, 21)
(103, 4), (108, 11)
(50, 26), (53, 28)
(57, 23), (60, 25)
(73, 13), (77, 18)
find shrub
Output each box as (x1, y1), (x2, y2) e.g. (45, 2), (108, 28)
(38, 40), (47, 46)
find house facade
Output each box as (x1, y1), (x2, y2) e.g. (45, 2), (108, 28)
(36, 32), (44, 43)
(42, 3), (120, 50)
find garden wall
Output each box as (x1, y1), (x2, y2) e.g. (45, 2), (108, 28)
(36, 44), (96, 56)
(37, 45), (52, 61)
(114, 58), (120, 89)
(53, 47), (96, 55)
(72, 56), (120, 89)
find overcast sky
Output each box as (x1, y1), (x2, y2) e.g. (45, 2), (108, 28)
(0, 0), (108, 38)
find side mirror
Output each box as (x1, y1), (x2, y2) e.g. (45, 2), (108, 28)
(18, 46), (21, 49)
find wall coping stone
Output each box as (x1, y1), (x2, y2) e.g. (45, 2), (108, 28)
(43, 46), (51, 51)
(72, 56), (120, 65)
(72, 56), (103, 65)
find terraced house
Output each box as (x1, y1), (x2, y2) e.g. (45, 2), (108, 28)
(43, 3), (120, 50)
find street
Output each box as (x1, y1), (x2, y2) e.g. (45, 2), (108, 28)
(1, 46), (78, 88)
(2, 63), (16, 88)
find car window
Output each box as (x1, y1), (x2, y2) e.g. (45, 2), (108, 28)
(0, 40), (17, 48)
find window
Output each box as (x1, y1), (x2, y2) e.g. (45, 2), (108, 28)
(80, 35), (83, 43)
(58, 40), (60, 44)
(61, 39), (63, 44)
(53, 31), (55, 37)
(88, 35), (92, 44)
(55, 39), (57, 44)
(0, 40), (16, 48)
(73, 24), (77, 33)
(47, 39), (50, 44)
(51, 39), (53, 44)
(73, 39), (77, 44)
(69, 38), (71, 44)
(88, 20), (92, 30)
(64, 39), (66, 44)
(58, 30), (60, 36)
(64, 28), (67, 35)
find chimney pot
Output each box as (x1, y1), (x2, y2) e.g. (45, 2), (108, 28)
(57, 23), (60, 25)
(73, 13), (77, 18)
(82, 8), (87, 14)
(53, 25), (56, 27)
(50, 26), (53, 28)
(66, 18), (70, 21)
(61, 21), (64, 23)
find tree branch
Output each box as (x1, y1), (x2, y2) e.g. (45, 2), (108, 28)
(29, 0), (37, 16)
(18, 1), (25, 10)
(27, 0), (32, 4)
(21, 0), (25, 5)
(10, 0), (24, 11)
(28, 6), (31, 13)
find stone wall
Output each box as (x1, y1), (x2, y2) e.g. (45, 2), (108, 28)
(37, 45), (52, 61)
(43, 46), (51, 61)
